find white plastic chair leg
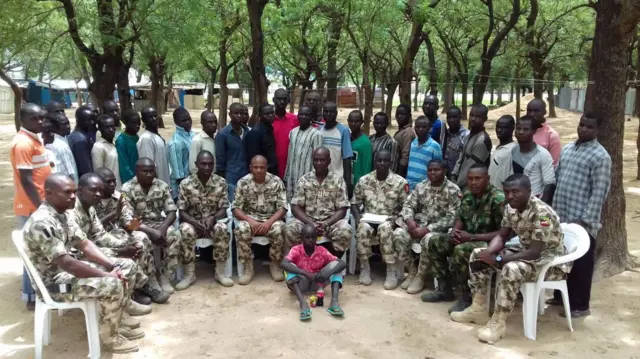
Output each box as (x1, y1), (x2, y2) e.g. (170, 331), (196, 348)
(538, 289), (547, 315)
(84, 301), (101, 359)
(521, 283), (539, 340)
(34, 303), (47, 359)
(558, 282), (574, 332)
(43, 308), (52, 346)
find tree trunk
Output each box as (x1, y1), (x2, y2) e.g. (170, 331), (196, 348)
(547, 68), (557, 118)
(398, 22), (424, 105)
(246, 0), (270, 126)
(424, 33), (438, 96)
(516, 85), (522, 120)
(207, 67), (216, 112)
(531, 57), (547, 100)
(634, 41), (640, 117)
(0, 68), (23, 131)
(362, 61), (374, 135)
(87, 53), (123, 107)
(510, 79), (515, 102)
(413, 76), (420, 111)
(460, 75), (469, 121)
(325, 19), (342, 104)
(584, 0), (640, 280)
(497, 86), (503, 104)
(490, 85), (494, 105)
(149, 56), (166, 115)
(219, 65), (231, 128)
(443, 60), (452, 113)
(386, 83), (398, 116)
(117, 63), (133, 112)
(380, 82), (387, 112)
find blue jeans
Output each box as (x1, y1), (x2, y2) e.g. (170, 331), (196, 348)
(17, 215), (35, 303)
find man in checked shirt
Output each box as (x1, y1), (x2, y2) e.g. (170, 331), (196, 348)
(549, 112), (611, 318)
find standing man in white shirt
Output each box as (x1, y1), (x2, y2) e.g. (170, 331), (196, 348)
(92, 114), (121, 189)
(489, 115), (516, 189)
(189, 110), (217, 174)
(137, 107), (171, 186)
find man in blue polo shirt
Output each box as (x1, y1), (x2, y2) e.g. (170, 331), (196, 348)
(319, 101), (353, 195)
(215, 103), (249, 201)
(406, 116), (443, 190)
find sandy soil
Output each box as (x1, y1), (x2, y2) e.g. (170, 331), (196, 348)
(1, 101), (640, 359)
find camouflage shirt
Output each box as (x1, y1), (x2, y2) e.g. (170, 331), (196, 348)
(178, 173), (229, 221)
(457, 185), (505, 234)
(351, 171), (409, 221)
(67, 198), (106, 243)
(502, 196), (570, 272)
(232, 173), (287, 221)
(23, 202), (78, 286)
(121, 177), (177, 227)
(400, 179), (462, 233)
(94, 191), (120, 231)
(291, 170), (350, 222)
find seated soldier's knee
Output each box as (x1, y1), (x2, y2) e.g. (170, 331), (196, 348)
(179, 222), (197, 237)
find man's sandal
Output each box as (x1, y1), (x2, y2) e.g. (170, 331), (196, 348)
(327, 306), (344, 317)
(300, 308), (312, 321)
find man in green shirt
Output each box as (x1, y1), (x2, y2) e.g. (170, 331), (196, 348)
(348, 110), (372, 186)
(115, 109), (141, 184)
(422, 164), (505, 312)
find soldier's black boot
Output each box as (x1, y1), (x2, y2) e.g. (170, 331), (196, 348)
(421, 279), (455, 302)
(448, 288), (472, 313)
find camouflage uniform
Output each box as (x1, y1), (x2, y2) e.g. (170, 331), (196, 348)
(121, 177), (181, 277)
(469, 196), (570, 313)
(426, 185), (505, 291)
(94, 191), (121, 232)
(178, 173), (229, 263)
(23, 202), (136, 339)
(284, 171), (353, 252)
(351, 171), (409, 264)
(67, 197), (151, 289)
(397, 179), (462, 275)
(232, 173), (287, 262)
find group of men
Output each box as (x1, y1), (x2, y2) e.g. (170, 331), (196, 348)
(11, 90), (611, 350)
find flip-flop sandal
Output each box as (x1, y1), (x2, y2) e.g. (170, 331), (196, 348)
(300, 308), (312, 321)
(327, 306), (344, 317)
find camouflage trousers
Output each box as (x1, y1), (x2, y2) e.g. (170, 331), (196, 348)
(468, 248), (566, 313)
(234, 220), (285, 263)
(141, 222), (182, 277)
(93, 230), (153, 289)
(284, 218), (353, 252)
(425, 234), (487, 291)
(395, 226), (445, 265)
(180, 221), (229, 264)
(51, 258), (137, 338)
(356, 221), (404, 264)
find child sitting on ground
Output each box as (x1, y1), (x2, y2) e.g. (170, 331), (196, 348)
(281, 224), (347, 321)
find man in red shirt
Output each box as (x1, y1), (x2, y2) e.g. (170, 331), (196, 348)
(281, 224), (347, 321)
(11, 103), (52, 309)
(272, 89), (299, 179)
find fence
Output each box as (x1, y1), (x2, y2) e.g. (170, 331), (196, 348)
(557, 87), (637, 116)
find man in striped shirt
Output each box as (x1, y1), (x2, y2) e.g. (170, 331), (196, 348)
(549, 113), (611, 318)
(45, 111), (78, 183)
(369, 112), (399, 173)
(406, 116), (443, 190)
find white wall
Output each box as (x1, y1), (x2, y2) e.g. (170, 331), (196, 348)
(0, 86), (15, 114)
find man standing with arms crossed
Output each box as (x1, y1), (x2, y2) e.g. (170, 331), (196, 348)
(272, 89), (299, 179)
(11, 103), (52, 310)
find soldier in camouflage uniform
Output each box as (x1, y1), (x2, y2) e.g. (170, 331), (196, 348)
(121, 158), (182, 295)
(451, 174), (570, 344)
(397, 159), (462, 294)
(422, 164), (505, 313)
(178, 150), (232, 289)
(232, 155), (287, 284)
(68, 173), (168, 306)
(95, 167), (123, 231)
(23, 174), (142, 353)
(284, 147), (353, 258)
(351, 150), (409, 290)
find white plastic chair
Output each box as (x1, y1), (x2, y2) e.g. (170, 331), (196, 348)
(194, 208), (234, 278)
(12, 230), (101, 359)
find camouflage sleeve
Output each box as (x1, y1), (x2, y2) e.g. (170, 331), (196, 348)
(119, 184), (135, 225)
(350, 179), (365, 207)
(219, 179), (230, 209)
(492, 190), (506, 229)
(335, 177), (350, 209)
(177, 181), (189, 211)
(531, 208), (558, 246)
(89, 207), (106, 238)
(231, 179), (246, 211)
(29, 221), (68, 262)
(397, 178), (409, 209)
(276, 179), (287, 210)
(500, 206), (512, 229)
(162, 184), (178, 213)
(66, 210), (89, 248)
(427, 185), (462, 233)
(290, 176), (306, 207)
(401, 188), (418, 222)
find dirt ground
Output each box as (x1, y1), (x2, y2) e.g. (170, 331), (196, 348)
(1, 99), (640, 359)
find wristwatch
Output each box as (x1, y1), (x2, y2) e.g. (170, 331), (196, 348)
(495, 255), (503, 264)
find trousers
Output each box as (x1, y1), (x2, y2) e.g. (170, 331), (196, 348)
(234, 220), (285, 262)
(180, 221), (229, 263)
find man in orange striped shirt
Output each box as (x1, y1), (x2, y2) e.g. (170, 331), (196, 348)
(11, 103), (52, 310)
